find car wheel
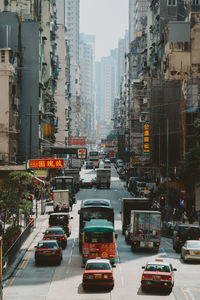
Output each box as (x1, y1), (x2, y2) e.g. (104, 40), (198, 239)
(167, 288), (172, 294)
(35, 260), (39, 266)
(141, 286), (146, 292)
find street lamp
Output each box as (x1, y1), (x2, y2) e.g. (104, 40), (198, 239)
(141, 112), (169, 207)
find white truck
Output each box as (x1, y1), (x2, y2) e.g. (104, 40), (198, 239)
(129, 210), (161, 252)
(96, 168), (111, 189)
(53, 190), (70, 212)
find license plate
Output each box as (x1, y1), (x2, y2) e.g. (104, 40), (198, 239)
(153, 276), (160, 281)
(43, 251), (51, 255)
(194, 251), (200, 255)
(140, 242), (153, 247)
(145, 281), (152, 285)
(94, 274), (102, 279)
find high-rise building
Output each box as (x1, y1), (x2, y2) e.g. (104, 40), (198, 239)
(118, 30), (129, 93)
(129, 0), (136, 43)
(79, 34), (95, 140)
(54, 0), (69, 147)
(65, 0), (80, 138)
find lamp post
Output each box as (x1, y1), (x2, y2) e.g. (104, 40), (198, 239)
(141, 112), (169, 207)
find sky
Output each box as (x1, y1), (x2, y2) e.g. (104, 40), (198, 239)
(80, 0), (129, 62)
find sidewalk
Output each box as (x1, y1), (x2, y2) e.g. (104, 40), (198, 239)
(3, 213), (48, 281)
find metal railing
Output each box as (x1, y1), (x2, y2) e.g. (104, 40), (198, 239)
(2, 220), (34, 273)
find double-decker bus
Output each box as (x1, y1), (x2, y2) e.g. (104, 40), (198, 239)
(82, 219), (117, 264)
(88, 150), (100, 168)
(78, 199), (114, 251)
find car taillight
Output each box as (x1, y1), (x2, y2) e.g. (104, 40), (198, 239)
(133, 241), (137, 245)
(162, 276), (172, 281)
(142, 275), (152, 279)
(177, 236), (179, 240)
(67, 224), (69, 228)
(55, 249), (60, 256)
(43, 237), (46, 240)
(60, 237), (65, 240)
(185, 250), (190, 255)
(48, 224), (50, 227)
(156, 242), (160, 246)
(108, 273), (113, 279)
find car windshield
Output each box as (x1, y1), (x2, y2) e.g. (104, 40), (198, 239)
(45, 229), (64, 235)
(37, 242), (58, 249)
(187, 241), (200, 248)
(145, 264), (170, 273)
(85, 231), (113, 243)
(49, 215), (68, 225)
(86, 263), (111, 270)
(179, 227), (200, 239)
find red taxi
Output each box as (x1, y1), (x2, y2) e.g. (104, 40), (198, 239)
(35, 240), (62, 265)
(141, 259), (177, 293)
(43, 227), (67, 249)
(82, 258), (115, 290)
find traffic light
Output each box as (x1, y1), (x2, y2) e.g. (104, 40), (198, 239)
(27, 194), (33, 201)
(34, 187), (40, 200)
(160, 194), (165, 208)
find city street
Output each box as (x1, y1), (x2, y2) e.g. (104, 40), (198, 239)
(2, 165), (200, 300)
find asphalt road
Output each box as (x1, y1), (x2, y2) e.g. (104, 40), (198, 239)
(2, 164), (200, 300)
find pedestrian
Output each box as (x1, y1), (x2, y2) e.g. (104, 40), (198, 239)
(172, 208), (176, 221)
(182, 210), (187, 224)
(197, 210), (200, 226)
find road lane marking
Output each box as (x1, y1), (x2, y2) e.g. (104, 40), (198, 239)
(180, 287), (195, 300)
(184, 288), (195, 300)
(22, 249), (34, 269)
(115, 242), (124, 287)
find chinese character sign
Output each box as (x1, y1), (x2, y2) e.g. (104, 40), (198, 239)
(28, 159), (64, 169)
(143, 122), (150, 154)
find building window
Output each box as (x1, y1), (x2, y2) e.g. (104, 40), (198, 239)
(167, 0), (177, 5)
(192, 0), (200, 5)
(1, 50), (5, 62)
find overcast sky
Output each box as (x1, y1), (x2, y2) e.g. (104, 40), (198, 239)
(80, 0), (129, 62)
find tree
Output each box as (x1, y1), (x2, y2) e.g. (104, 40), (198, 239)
(0, 171), (32, 229)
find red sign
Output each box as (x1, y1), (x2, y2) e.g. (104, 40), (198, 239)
(28, 159), (64, 169)
(69, 136), (86, 146)
(77, 149), (87, 159)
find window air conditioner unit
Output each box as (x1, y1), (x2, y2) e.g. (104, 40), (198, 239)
(0, 154), (5, 160)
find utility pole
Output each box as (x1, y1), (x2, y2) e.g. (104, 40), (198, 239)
(0, 237), (2, 300)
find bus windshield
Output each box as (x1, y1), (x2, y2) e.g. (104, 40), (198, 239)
(85, 231), (113, 243)
(81, 207), (114, 223)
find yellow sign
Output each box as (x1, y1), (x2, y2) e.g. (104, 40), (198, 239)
(143, 122), (150, 154)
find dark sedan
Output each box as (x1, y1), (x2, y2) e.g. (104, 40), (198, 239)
(80, 179), (93, 189)
(35, 240), (62, 265)
(43, 227), (67, 249)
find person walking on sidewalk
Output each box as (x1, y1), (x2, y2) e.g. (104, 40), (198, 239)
(182, 210), (187, 224)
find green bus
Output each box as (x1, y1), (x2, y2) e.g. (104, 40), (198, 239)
(82, 219), (117, 264)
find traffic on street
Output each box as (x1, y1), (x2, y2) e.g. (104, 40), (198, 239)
(2, 163), (200, 300)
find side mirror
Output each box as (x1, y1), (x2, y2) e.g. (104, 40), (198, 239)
(112, 264), (116, 268)
(42, 232), (45, 234)
(142, 266), (145, 269)
(78, 210), (80, 214)
(71, 217), (73, 219)
(115, 234), (118, 239)
(34, 245), (37, 248)
(173, 268), (177, 271)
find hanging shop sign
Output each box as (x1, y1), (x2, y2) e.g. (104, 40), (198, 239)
(143, 122), (150, 154)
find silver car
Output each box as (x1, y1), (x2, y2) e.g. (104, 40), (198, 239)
(181, 240), (200, 262)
